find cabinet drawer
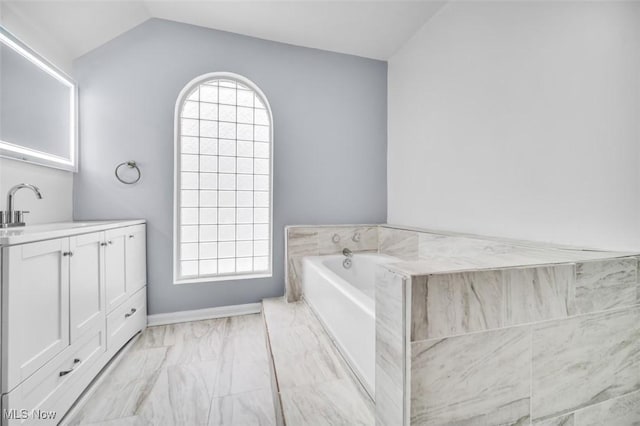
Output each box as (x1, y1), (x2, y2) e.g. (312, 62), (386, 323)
(107, 286), (147, 354)
(2, 325), (106, 425)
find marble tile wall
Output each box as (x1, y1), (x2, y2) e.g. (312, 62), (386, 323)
(406, 259), (640, 425)
(378, 227), (419, 260)
(285, 225), (378, 302)
(374, 268), (409, 426)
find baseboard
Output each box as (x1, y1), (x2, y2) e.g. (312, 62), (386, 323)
(147, 302), (262, 326)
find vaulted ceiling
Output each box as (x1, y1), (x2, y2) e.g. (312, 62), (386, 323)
(2, 0), (446, 62)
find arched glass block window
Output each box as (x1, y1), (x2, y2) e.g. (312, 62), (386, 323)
(174, 72), (273, 283)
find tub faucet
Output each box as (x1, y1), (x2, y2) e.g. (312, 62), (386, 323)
(1, 183), (43, 228)
(343, 248), (353, 258)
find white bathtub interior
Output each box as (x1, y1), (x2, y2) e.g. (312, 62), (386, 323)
(302, 253), (398, 398)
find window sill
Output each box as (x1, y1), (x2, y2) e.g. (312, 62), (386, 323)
(174, 272), (272, 285)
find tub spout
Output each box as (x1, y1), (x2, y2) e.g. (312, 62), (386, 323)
(342, 248), (353, 258)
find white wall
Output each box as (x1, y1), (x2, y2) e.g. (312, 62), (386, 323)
(388, 1), (640, 251)
(0, 2), (74, 223)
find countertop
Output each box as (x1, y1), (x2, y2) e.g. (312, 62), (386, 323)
(0, 220), (146, 246)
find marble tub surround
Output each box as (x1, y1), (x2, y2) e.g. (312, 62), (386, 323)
(262, 297), (374, 425)
(285, 225), (378, 302)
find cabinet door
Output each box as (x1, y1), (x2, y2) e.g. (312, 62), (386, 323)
(2, 238), (70, 391)
(70, 232), (105, 342)
(125, 224), (146, 295)
(104, 227), (128, 313)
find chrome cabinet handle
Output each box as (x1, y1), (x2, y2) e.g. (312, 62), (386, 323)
(128, 235), (135, 239)
(100, 242), (108, 247)
(59, 358), (81, 377)
(125, 308), (137, 318)
(108, 240), (113, 245)
(63, 251), (74, 257)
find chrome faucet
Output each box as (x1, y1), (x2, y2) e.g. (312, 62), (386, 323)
(342, 248), (353, 269)
(1, 184), (43, 228)
(342, 248), (353, 258)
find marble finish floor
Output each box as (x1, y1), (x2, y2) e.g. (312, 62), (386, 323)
(63, 314), (277, 426)
(262, 298), (375, 425)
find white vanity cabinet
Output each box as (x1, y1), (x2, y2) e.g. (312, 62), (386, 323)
(0, 221), (147, 425)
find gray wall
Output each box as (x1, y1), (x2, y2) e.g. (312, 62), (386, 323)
(73, 18), (387, 315)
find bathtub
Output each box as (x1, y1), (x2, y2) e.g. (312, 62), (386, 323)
(302, 253), (398, 398)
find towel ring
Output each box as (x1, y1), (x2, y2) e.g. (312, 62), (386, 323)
(115, 161), (141, 184)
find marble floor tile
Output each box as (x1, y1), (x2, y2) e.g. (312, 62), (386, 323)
(575, 389), (640, 426)
(262, 297), (318, 330)
(280, 378), (374, 426)
(72, 416), (151, 426)
(411, 327), (531, 425)
(532, 414), (575, 426)
(208, 389), (276, 426)
(215, 334), (271, 396)
(505, 265), (574, 326)
(225, 313), (265, 338)
(574, 257), (638, 315)
(532, 306), (640, 421)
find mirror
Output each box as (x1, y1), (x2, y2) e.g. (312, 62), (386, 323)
(0, 26), (77, 171)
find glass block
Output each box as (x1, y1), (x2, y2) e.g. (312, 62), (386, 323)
(254, 159), (269, 175)
(181, 261), (198, 276)
(200, 259), (217, 275)
(218, 241), (235, 258)
(187, 88), (199, 101)
(200, 103), (218, 121)
(181, 118), (199, 136)
(218, 208), (235, 224)
(200, 138), (217, 155)
(254, 95), (266, 109)
(237, 90), (253, 107)
(254, 191), (269, 207)
(218, 258), (235, 274)
(237, 257), (253, 272)
(200, 191), (218, 207)
(237, 106), (253, 124)
(219, 139), (236, 156)
(237, 224), (253, 240)
(199, 242), (217, 259)
(200, 173), (217, 190)
(200, 208), (217, 224)
(200, 121), (218, 138)
(237, 191), (253, 207)
(219, 87), (236, 104)
(254, 142), (269, 159)
(181, 208), (198, 225)
(218, 225), (235, 241)
(254, 208), (269, 224)
(181, 243), (198, 260)
(255, 175), (269, 190)
(181, 136), (199, 154)
(254, 224), (269, 240)
(219, 104), (236, 122)
(219, 80), (236, 88)
(254, 125), (269, 142)
(181, 226), (198, 242)
(199, 225), (218, 242)
(181, 190), (198, 207)
(200, 85), (218, 103)
(237, 241), (252, 257)
(219, 191), (235, 207)
(237, 208), (253, 224)
(254, 256), (269, 271)
(219, 122), (236, 140)
(237, 158), (253, 174)
(237, 175), (253, 190)
(181, 155), (199, 172)
(219, 174), (236, 190)
(254, 109), (269, 125)
(254, 240), (269, 256)
(181, 172), (198, 189)
(237, 124), (253, 141)
(200, 156), (218, 172)
(237, 141), (253, 157)
(219, 156), (236, 173)
(182, 101), (199, 119)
